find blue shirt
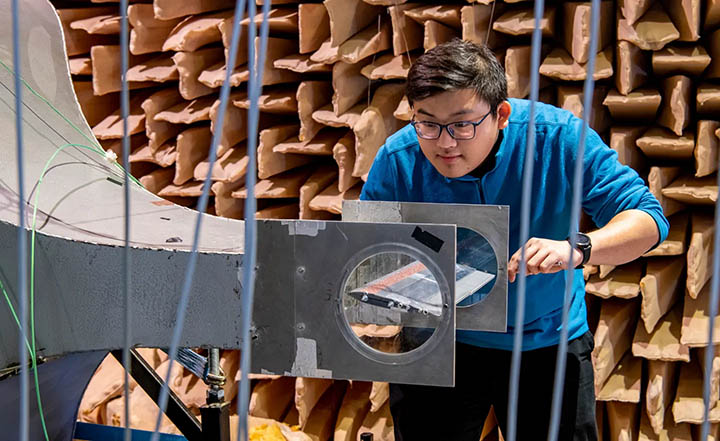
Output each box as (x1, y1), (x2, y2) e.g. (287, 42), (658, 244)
(360, 98), (669, 351)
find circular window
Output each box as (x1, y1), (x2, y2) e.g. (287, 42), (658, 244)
(341, 251), (443, 354)
(455, 227), (498, 307)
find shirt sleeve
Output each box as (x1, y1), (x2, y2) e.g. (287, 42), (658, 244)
(565, 118), (670, 246)
(359, 145), (398, 202)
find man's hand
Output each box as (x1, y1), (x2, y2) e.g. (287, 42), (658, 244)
(507, 238), (583, 283)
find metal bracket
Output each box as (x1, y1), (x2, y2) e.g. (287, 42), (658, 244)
(110, 350), (203, 441)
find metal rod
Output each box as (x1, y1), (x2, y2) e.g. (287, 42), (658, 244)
(119, 1), (132, 441)
(700, 148), (720, 440)
(209, 348), (220, 377)
(547, 1), (601, 440)
(237, 1), (272, 440)
(12, 0), (29, 439)
(111, 350), (203, 441)
(150, 0), (248, 439)
(506, 1), (545, 440)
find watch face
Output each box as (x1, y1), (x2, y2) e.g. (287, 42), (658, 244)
(576, 233), (591, 247)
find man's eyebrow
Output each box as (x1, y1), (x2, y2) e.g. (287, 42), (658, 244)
(415, 108), (481, 119)
(416, 108), (435, 117)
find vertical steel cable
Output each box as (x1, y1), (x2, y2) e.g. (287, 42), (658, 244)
(119, 1), (132, 440)
(11, 0), (29, 440)
(547, 1), (601, 440)
(505, 2), (545, 441)
(701, 166), (720, 439)
(237, 0), (271, 439)
(149, 0), (248, 439)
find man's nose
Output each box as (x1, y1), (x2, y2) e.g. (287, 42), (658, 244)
(437, 126), (457, 149)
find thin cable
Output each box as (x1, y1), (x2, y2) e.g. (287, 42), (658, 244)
(3, 142), (113, 441)
(119, 1), (132, 440)
(505, 1), (544, 440)
(237, 0), (271, 440)
(391, 0), (412, 74)
(485, 1), (497, 46)
(0, 58), (143, 187)
(2, 142), (105, 441)
(11, 1), (30, 439)
(149, 0), (248, 439)
(26, 145), (106, 441)
(700, 159), (720, 440)
(547, 1), (601, 440)
(367, 14), (382, 108)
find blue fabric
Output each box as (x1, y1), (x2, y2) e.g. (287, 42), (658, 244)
(360, 98), (669, 351)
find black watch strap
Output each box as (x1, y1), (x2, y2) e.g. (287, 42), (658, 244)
(567, 233), (591, 269)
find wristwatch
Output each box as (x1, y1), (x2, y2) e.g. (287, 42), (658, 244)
(567, 233), (592, 269)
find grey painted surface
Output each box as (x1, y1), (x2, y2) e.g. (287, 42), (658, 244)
(0, 219), (246, 370)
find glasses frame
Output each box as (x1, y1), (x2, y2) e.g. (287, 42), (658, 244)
(411, 109), (494, 140)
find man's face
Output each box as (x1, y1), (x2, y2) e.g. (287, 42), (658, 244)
(412, 89), (511, 178)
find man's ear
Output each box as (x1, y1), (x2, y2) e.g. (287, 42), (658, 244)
(497, 101), (511, 130)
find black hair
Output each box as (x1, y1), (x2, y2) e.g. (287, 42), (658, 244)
(406, 38), (508, 114)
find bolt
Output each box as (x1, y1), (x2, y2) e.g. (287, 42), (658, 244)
(297, 323), (305, 331)
(297, 266), (305, 275)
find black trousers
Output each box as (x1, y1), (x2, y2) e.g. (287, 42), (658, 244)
(389, 331), (598, 441)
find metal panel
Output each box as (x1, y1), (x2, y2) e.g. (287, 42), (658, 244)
(342, 200), (509, 332)
(252, 220), (457, 387)
(0, 351), (107, 441)
(0, 219), (246, 370)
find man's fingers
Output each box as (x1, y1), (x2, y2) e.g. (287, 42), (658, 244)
(526, 249), (550, 274)
(508, 256), (518, 283)
(508, 240), (542, 282)
(539, 254), (564, 273)
(509, 238), (576, 283)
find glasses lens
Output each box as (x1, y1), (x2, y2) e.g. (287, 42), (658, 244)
(450, 122), (475, 140)
(415, 122), (441, 139)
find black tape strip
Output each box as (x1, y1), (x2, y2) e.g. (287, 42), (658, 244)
(106, 176), (123, 186)
(411, 226), (444, 253)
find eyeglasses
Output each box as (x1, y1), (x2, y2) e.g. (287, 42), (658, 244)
(411, 109), (494, 140)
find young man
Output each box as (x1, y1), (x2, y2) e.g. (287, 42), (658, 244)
(360, 39), (668, 441)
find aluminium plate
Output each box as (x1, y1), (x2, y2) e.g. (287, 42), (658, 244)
(252, 219), (457, 387)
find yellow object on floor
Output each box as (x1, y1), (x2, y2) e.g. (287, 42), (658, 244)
(249, 424), (287, 441)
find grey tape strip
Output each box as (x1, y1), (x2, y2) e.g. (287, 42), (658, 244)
(285, 338), (332, 379)
(282, 220), (327, 237)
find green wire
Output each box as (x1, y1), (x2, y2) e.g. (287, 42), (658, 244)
(0, 58), (144, 188)
(0, 277), (33, 357)
(1, 141), (116, 441)
(0, 56), (148, 438)
(31, 142), (103, 441)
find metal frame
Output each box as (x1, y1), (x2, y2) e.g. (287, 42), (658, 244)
(342, 200), (509, 332)
(252, 219), (457, 386)
(110, 350), (203, 441)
